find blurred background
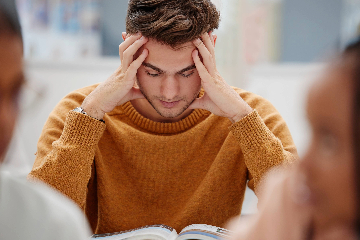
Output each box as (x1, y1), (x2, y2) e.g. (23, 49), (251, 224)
(3, 0), (360, 215)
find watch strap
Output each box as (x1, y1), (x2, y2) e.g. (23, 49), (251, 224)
(73, 107), (105, 123)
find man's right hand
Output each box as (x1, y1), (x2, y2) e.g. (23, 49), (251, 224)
(81, 33), (148, 120)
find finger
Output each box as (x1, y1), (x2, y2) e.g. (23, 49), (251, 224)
(209, 32), (215, 46)
(125, 49), (148, 81)
(212, 33), (217, 46)
(122, 36), (148, 69)
(201, 32), (215, 56)
(192, 50), (213, 84)
(119, 33), (142, 61)
(193, 38), (216, 76)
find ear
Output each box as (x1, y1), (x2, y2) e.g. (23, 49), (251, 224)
(122, 32), (126, 41)
(213, 34), (217, 46)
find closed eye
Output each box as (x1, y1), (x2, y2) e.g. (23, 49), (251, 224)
(181, 71), (195, 78)
(145, 71), (161, 77)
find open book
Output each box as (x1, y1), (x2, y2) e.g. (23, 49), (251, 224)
(91, 224), (230, 240)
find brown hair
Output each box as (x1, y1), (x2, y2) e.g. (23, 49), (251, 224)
(126, 0), (220, 48)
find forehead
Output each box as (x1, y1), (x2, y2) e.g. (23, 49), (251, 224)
(139, 39), (196, 71)
(0, 35), (23, 90)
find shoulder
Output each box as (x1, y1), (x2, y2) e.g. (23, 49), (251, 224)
(230, 87), (297, 154)
(47, 83), (100, 124)
(231, 86), (279, 117)
(56, 83), (100, 112)
(66, 83), (100, 100)
(0, 171), (92, 240)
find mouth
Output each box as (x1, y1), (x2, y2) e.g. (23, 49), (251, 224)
(159, 100), (181, 108)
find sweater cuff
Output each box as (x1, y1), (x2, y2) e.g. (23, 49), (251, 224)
(229, 110), (276, 151)
(59, 110), (106, 147)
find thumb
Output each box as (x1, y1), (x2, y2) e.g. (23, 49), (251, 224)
(188, 99), (200, 110)
(189, 92), (212, 110)
(129, 87), (145, 100)
(188, 97), (206, 110)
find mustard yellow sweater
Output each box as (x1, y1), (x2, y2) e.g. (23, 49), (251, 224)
(29, 84), (297, 234)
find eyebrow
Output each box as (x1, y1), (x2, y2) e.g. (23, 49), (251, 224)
(177, 64), (196, 74)
(142, 63), (196, 74)
(142, 63), (163, 73)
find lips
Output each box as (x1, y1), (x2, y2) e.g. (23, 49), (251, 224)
(160, 100), (180, 108)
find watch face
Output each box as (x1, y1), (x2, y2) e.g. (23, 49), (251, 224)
(73, 107), (83, 113)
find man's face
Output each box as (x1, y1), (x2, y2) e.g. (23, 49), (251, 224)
(0, 34), (24, 162)
(135, 39), (202, 122)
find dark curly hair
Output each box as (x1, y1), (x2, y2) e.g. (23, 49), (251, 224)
(126, 0), (220, 48)
(0, 0), (22, 39)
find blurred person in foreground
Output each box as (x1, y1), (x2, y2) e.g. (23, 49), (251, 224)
(227, 38), (360, 240)
(0, 1), (92, 239)
(28, 0), (297, 234)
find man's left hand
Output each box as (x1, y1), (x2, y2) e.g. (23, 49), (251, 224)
(189, 32), (253, 123)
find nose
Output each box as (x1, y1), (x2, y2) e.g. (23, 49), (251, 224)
(161, 75), (179, 101)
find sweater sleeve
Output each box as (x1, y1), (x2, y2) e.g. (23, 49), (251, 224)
(28, 86), (105, 209)
(229, 108), (297, 196)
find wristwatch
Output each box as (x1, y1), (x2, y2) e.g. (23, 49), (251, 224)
(73, 107), (105, 123)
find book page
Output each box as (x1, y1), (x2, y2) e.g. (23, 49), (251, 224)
(178, 224), (230, 240)
(91, 225), (178, 240)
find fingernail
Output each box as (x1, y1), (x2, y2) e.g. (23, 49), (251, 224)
(194, 38), (201, 44)
(136, 32), (141, 36)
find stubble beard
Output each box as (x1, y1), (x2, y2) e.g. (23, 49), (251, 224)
(137, 80), (201, 119)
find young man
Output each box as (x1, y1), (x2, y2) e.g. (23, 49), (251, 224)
(29, 0), (297, 234)
(0, 1), (91, 239)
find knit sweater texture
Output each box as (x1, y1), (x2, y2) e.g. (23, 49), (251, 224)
(29, 84), (297, 234)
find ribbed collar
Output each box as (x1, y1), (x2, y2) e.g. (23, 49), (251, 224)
(121, 91), (211, 134)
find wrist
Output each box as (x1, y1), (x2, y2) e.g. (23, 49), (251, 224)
(79, 101), (106, 121)
(230, 105), (253, 123)
(74, 107), (105, 123)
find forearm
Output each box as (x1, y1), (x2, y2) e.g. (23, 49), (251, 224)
(29, 111), (106, 208)
(230, 110), (298, 194)
(228, 167), (311, 240)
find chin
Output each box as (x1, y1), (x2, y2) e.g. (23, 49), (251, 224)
(157, 108), (185, 119)
(151, 101), (189, 118)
